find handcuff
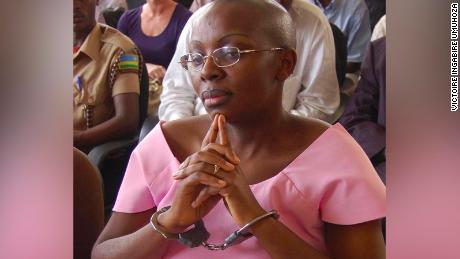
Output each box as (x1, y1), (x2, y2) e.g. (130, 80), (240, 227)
(150, 206), (209, 248)
(150, 206), (279, 250)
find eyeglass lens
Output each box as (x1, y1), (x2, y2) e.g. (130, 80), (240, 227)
(182, 47), (241, 71)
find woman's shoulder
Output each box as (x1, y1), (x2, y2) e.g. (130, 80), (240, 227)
(287, 116), (375, 170)
(160, 115), (212, 162)
(126, 5), (142, 16)
(171, 3), (193, 26)
(294, 117), (360, 154)
(289, 117), (378, 178)
(289, 115), (331, 147)
(131, 116), (211, 174)
(117, 6), (141, 31)
(162, 114), (211, 136)
(119, 6), (141, 21)
(282, 119), (385, 208)
(173, 3), (193, 17)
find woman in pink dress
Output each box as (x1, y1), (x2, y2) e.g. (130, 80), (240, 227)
(92, 1), (385, 258)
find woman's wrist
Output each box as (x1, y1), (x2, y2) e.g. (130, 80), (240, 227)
(235, 206), (267, 227)
(156, 209), (189, 234)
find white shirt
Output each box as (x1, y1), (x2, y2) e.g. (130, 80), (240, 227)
(371, 15), (386, 41)
(159, 0), (340, 122)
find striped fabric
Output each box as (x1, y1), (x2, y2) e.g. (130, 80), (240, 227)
(118, 54), (139, 73)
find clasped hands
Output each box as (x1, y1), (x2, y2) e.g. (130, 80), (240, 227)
(157, 114), (266, 234)
(146, 63), (166, 82)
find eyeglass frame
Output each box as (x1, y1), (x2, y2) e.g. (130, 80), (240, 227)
(178, 46), (284, 72)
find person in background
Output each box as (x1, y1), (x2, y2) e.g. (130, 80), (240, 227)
(159, 0), (340, 123)
(96, 0), (128, 24)
(117, 0), (191, 114)
(74, 0), (140, 152)
(365, 0), (385, 31)
(176, 0), (194, 9)
(92, 1), (385, 258)
(371, 14), (386, 41)
(117, 0), (191, 85)
(340, 37), (386, 184)
(189, 0), (213, 12)
(309, 0), (371, 74)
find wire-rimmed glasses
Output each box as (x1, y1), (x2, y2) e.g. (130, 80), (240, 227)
(179, 46), (284, 71)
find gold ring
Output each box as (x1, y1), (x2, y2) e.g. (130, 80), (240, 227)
(213, 164), (220, 175)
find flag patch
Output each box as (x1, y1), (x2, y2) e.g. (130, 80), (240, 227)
(118, 54), (139, 73)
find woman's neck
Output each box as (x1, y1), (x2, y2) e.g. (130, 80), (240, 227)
(145, 0), (175, 16)
(225, 107), (291, 158)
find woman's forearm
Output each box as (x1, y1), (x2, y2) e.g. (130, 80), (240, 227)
(250, 217), (329, 259)
(92, 224), (173, 259)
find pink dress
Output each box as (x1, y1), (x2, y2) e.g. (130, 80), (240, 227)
(113, 122), (386, 258)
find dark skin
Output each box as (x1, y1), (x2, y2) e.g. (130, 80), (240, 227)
(92, 1), (385, 258)
(73, 94), (139, 149)
(73, 0), (99, 47)
(73, 0), (139, 150)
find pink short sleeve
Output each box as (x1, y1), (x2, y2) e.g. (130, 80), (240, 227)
(113, 123), (180, 213)
(113, 149), (156, 213)
(319, 124), (386, 224)
(320, 170), (386, 224)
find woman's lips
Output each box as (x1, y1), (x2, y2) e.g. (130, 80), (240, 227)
(201, 89), (232, 108)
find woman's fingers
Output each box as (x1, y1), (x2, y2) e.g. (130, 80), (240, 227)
(183, 172), (226, 189)
(173, 154), (235, 180)
(201, 114), (219, 148)
(203, 143), (240, 165)
(218, 114), (229, 146)
(191, 186), (221, 208)
(215, 115), (240, 164)
(178, 156), (191, 170)
(189, 146), (237, 169)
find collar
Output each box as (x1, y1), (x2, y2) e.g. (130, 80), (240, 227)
(75, 23), (101, 61)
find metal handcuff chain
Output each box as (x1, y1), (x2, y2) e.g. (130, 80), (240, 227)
(151, 206), (279, 250)
(201, 210), (279, 250)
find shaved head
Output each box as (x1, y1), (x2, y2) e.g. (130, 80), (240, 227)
(193, 0), (296, 49)
(187, 0), (298, 121)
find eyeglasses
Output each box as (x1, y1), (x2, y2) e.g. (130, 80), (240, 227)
(179, 46), (284, 72)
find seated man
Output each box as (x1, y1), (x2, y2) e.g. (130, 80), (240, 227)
(159, 0), (340, 123)
(339, 37), (386, 183)
(309, 0), (371, 74)
(74, 0), (141, 152)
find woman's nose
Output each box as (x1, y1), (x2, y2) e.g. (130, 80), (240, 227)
(200, 56), (225, 82)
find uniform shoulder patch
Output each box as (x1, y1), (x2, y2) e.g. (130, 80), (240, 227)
(118, 53), (139, 74)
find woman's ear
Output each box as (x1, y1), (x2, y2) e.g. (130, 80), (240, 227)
(276, 48), (297, 81)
